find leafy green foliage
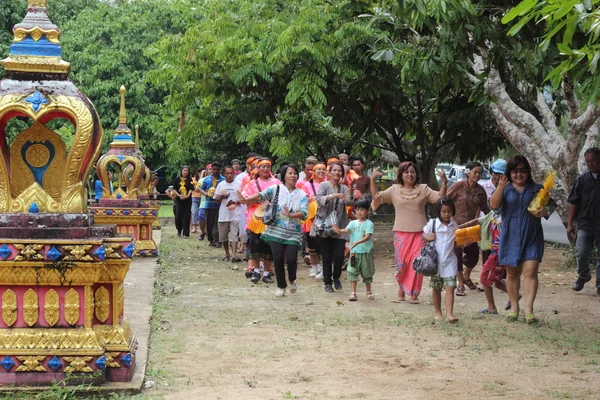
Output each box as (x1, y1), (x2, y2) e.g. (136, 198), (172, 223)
(148, 0), (508, 180)
(503, 0), (600, 100)
(60, 0), (189, 171)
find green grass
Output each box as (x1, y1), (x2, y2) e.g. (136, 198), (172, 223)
(158, 203), (174, 217)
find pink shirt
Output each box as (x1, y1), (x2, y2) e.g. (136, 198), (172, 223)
(242, 177), (281, 230)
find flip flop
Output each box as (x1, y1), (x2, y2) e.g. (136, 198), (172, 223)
(506, 312), (519, 322)
(409, 298), (420, 304)
(479, 308), (498, 314)
(391, 297), (405, 303)
(525, 313), (539, 325)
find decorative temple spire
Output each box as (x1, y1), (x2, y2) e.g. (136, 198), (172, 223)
(110, 86), (135, 148)
(135, 125), (140, 149)
(1, 0), (70, 75)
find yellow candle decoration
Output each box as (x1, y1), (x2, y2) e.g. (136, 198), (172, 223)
(527, 169), (556, 214)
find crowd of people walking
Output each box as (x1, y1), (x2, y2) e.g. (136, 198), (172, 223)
(165, 147), (600, 323)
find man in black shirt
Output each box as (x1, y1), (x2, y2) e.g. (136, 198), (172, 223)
(568, 147), (600, 294)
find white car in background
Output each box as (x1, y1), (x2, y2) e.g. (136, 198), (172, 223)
(446, 164), (492, 188)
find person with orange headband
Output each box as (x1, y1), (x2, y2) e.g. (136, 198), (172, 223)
(240, 157), (280, 284)
(240, 164), (308, 296)
(234, 153), (260, 254)
(299, 162), (326, 279)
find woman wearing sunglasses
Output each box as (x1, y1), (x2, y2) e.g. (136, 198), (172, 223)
(490, 155), (555, 324)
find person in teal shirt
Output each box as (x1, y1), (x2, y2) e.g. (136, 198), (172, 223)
(334, 198), (375, 301)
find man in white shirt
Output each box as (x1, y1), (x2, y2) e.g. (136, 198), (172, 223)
(214, 166), (242, 262)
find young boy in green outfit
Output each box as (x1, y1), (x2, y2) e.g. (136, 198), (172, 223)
(334, 199), (375, 301)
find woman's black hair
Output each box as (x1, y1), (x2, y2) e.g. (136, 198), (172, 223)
(437, 196), (456, 218)
(465, 161), (482, 172)
(505, 155), (534, 184)
(397, 161), (419, 185)
(355, 198), (370, 211)
(179, 165), (190, 177)
(280, 164), (300, 182)
(329, 161), (345, 178)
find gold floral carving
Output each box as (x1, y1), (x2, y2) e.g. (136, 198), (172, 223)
(14, 244), (44, 261)
(0, 264), (100, 286)
(63, 356), (93, 373)
(139, 166), (151, 196)
(0, 94), (100, 213)
(16, 356), (46, 372)
(23, 289), (39, 327)
(2, 289), (17, 327)
(104, 243), (122, 259)
(0, 55), (70, 74)
(93, 318), (135, 352)
(44, 289), (59, 326)
(27, 0), (48, 7)
(94, 286), (109, 323)
(0, 329), (103, 355)
(62, 245), (93, 261)
(64, 288), (80, 326)
(96, 156), (144, 200)
(13, 27), (59, 44)
(10, 122), (66, 204)
(99, 262), (129, 282)
(117, 283), (125, 319)
(85, 286), (93, 329)
(105, 352), (121, 368)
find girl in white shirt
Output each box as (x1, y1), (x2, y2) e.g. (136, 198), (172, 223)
(423, 197), (459, 323)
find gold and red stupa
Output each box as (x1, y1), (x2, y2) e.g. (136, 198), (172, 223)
(0, 0), (137, 385)
(91, 87), (158, 257)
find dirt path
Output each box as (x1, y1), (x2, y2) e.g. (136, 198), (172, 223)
(144, 224), (600, 399)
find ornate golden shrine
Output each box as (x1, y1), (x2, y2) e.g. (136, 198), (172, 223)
(0, 0), (138, 385)
(91, 87), (158, 257)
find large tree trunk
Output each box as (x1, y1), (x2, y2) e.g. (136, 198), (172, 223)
(471, 58), (600, 226)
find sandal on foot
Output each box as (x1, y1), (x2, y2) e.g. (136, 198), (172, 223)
(289, 282), (297, 295)
(506, 312), (519, 322)
(479, 308), (498, 315)
(221, 256), (231, 262)
(464, 279), (478, 290)
(366, 291), (375, 300)
(409, 298), (420, 304)
(456, 285), (466, 296)
(391, 297), (405, 303)
(525, 313), (539, 324)
(348, 292), (357, 301)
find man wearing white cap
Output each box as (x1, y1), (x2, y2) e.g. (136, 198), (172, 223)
(482, 159), (506, 198)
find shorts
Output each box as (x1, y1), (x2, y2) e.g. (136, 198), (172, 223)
(429, 275), (457, 290)
(198, 208), (207, 221)
(218, 221), (239, 243)
(249, 231), (273, 261)
(480, 253), (506, 287)
(454, 243), (480, 271)
(347, 253), (375, 284)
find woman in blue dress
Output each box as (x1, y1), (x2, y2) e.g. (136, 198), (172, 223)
(490, 156), (555, 324)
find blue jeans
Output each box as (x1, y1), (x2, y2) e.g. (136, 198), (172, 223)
(575, 230), (600, 288)
(191, 198), (200, 224)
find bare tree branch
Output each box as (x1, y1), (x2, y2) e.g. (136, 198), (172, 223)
(562, 76), (579, 120)
(534, 92), (562, 143)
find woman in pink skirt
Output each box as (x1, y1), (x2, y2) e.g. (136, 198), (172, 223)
(370, 162), (447, 303)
